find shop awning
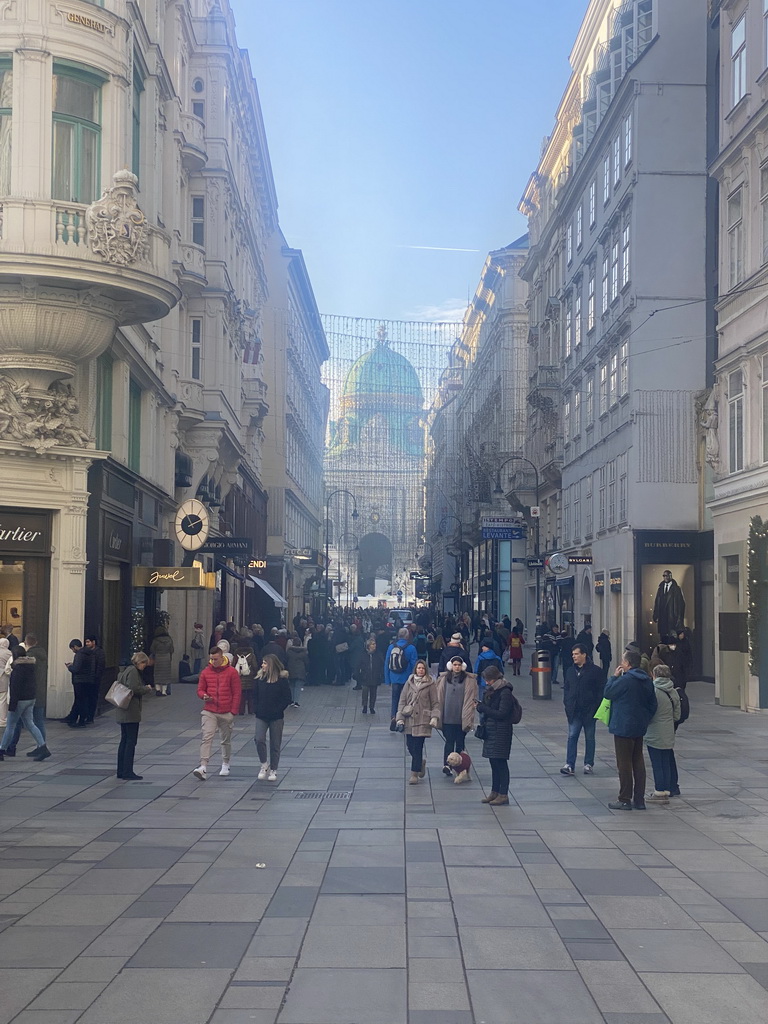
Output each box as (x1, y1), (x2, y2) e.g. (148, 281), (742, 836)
(217, 560), (245, 581)
(250, 574), (288, 608)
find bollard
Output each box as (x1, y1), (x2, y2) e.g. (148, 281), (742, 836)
(531, 649), (552, 700)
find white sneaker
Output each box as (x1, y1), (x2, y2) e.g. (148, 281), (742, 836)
(257, 764), (269, 780)
(268, 769), (277, 781)
(193, 765), (207, 781)
(583, 765), (594, 775)
(219, 763), (230, 777)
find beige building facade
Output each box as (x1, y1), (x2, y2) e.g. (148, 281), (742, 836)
(0, 0), (324, 715)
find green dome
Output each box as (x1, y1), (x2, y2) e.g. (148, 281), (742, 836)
(342, 342), (423, 406)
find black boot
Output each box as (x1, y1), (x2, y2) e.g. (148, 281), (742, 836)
(31, 745), (51, 762)
(4, 746), (15, 757)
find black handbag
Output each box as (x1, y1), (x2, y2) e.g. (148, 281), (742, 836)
(474, 722), (487, 740)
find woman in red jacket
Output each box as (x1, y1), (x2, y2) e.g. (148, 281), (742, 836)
(193, 647), (241, 781)
(507, 629), (524, 676)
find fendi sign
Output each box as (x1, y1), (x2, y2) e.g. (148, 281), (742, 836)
(0, 510), (50, 555)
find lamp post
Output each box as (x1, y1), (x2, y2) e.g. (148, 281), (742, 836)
(494, 455), (541, 625)
(339, 532), (359, 608)
(324, 489), (359, 618)
(439, 514), (465, 613)
(415, 541), (434, 608)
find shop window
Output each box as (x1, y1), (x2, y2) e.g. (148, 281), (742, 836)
(589, 179), (596, 227)
(587, 265), (596, 331)
(574, 292), (582, 349)
(52, 61), (105, 204)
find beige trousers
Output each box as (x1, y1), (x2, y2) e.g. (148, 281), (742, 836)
(200, 710), (234, 764)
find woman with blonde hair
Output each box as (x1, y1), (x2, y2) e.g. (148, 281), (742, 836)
(115, 652), (154, 780)
(253, 653), (292, 781)
(396, 659), (440, 785)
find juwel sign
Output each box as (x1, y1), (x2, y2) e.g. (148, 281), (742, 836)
(133, 566), (204, 589)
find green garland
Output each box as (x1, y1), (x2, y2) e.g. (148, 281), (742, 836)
(748, 515), (767, 676)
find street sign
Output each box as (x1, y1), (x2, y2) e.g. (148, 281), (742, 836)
(410, 571), (430, 580)
(527, 557), (545, 569)
(510, 557), (527, 563)
(530, 506), (541, 518)
(197, 537), (251, 553)
(482, 526), (526, 540)
(396, 590), (403, 600)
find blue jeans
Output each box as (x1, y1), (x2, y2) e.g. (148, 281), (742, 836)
(1, 700), (45, 751)
(9, 703), (46, 750)
(566, 714), (596, 768)
(391, 682), (404, 718)
(551, 653), (559, 683)
(647, 745), (673, 792)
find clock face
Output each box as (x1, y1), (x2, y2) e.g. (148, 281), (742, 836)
(174, 499), (210, 552)
(548, 552), (570, 575)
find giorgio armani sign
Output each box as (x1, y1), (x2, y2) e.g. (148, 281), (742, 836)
(0, 511), (51, 555)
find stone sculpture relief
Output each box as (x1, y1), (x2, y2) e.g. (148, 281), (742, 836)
(86, 169), (149, 266)
(0, 375), (93, 453)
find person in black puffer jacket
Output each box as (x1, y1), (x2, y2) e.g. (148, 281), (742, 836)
(0, 647), (50, 761)
(253, 654), (293, 781)
(355, 636), (385, 714)
(476, 666), (517, 807)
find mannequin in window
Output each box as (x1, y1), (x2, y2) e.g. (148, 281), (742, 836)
(652, 570), (685, 640)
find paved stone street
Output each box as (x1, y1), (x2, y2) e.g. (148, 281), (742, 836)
(1, 673), (768, 1024)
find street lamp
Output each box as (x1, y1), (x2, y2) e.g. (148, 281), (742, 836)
(415, 541), (435, 607)
(494, 455), (541, 624)
(324, 489), (359, 618)
(339, 532), (359, 608)
(439, 514), (466, 613)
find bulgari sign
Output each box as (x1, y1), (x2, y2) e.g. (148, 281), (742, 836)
(0, 510), (51, 555)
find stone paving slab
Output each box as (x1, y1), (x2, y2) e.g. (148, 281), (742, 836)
(1, 677), (768, 1022)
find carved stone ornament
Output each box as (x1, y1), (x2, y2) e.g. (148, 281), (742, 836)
(698, 387), (720, 472)
(0, 374), (93, 453)
(85, 169), (149, 266)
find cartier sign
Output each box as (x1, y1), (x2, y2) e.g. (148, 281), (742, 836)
(133, 566), (204, 589)
(0, 510), (50, 554)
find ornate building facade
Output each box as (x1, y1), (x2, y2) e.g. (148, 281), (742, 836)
(0, 0), (324, 714)
(426, 238), (530, 619)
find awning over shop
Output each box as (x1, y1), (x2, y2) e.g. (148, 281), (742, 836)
(250, 574), (288, 608)
(217, 560), (245, 581)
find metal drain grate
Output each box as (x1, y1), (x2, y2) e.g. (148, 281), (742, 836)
(293, 791), (352, 800)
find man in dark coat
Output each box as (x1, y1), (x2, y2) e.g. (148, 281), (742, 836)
(575, 624), (594, 659)
(437, 633), (471, 674)
(84, 635), (106, 723)
(559, 643), (604, 776)
(604, 649), (658, 810)
(652, 570), (685, 639)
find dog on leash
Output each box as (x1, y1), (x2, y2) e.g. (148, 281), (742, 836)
(446, 750), (472, 784)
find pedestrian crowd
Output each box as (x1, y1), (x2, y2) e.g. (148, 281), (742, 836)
(0, 606), (694, 811)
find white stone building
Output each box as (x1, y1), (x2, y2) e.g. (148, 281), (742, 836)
(0, 0), (324, 715)
(709, 0), (768, 711)
(518, 0), (715, 674)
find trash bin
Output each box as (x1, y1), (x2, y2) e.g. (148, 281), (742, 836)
(531, 649), (552, 700)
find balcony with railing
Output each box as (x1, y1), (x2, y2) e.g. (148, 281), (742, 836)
(0, 171), (180, 395)
(527, 364), (561, 410)
(175, 113), (208, 171)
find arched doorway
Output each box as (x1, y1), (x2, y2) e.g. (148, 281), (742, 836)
(358, 532), (392, 598)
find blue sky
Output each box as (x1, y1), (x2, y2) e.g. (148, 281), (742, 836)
(234, 0), (585, 323)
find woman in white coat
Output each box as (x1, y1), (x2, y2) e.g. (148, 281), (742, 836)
(0, 636), (11, 728)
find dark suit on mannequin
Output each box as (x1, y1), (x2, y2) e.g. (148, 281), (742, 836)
(652, 573), (685, 639)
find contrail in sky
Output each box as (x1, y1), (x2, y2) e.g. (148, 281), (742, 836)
(398, 244), (481, 253)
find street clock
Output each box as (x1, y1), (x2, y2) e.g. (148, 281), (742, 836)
(548, 552), (570, 576)
(174, 498), (210, 552)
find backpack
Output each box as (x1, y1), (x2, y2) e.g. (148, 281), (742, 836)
(388, 643), (409, 674)
(675, 686), (689, 725)
(235, 654), (251, 677)
(511, 693), (523, 725)
(415, 633), (428, 657)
